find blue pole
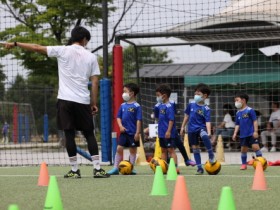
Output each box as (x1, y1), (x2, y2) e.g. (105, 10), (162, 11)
(25, 116), (30, 142)
(100, 78), (112, 163)
(18, 113), (23, 143)
(43, 114), (48, 142)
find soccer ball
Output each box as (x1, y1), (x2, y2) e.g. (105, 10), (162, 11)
(252, 157), (268, 171)
(149, 157), (168, 174)
(118, 160), (133, 175)
(204, 160), (221, 175)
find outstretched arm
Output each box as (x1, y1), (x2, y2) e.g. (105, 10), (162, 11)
(1, 42), (47, 54)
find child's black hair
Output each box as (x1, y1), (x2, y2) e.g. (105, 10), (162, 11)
(194, 83), (211, 96)
(124, 83), (140, 96)
(155, 84), (172, 97)
(235, 92), (249, 103)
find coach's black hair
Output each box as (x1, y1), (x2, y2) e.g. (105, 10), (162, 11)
(66, 26), (91, 45)
(155, 84), (172, 97)
(235, 92), (249, 103)
(194, 83), (211, 96)
(124, 83), (140, 96)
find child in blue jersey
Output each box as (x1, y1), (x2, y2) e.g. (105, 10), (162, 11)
(155, 84), (180, 173)
(180, 83), (215, 175)
(154, 102), (196, 167)
(232, 92), (263, 170)
(108, 83), (142, 175)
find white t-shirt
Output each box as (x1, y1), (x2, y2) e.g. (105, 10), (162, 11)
(223, 113), (235, 128)
(47, 44), (100, 104)
(269, 109), (280, 128)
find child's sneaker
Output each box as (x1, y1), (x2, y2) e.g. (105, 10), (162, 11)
(94, 168), (111, 178)
(64, 169), (81, 178)
(107, 167), (119, 175)
(196, 168), (204, 175)
(240, 164), (247, 170)
(131, 169), (137, 175)
(209, 157), (217, 165)
(185, 160), (196, 167)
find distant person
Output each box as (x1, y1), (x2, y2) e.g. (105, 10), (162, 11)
(180, 83), (215, 175)
(260, 101), (280, 152)
(2, 121), (9, 144)
(2, 26), (110, 178)
(211, 103), (235, 148)
(232, 92), (263, 170)
(108, 83), (142, 175)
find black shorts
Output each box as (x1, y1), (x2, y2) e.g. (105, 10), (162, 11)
(57, 99), (94, 131)
(118, 133), (140, 147)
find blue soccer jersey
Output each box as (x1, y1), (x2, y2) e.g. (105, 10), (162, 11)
(155, 102), (177, 138)
(117, 102), (142, 135)
(185, 101), (211, 133)
(235, 106), (257, 138)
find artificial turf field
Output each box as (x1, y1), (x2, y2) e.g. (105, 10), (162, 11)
(0, 165), (279, 210)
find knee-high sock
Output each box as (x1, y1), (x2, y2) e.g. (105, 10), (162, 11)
(241, 153), (247, 164)
(129, 153), (137, 165)
(114, 153), (122, 168)
(193, 148), (202, 169)
(201, 131), (214, 160)
(255, 150), (262, 157)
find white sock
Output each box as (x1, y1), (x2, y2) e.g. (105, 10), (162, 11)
(92, 155), (101, 170)
(129, 154), (136, 165)
(69, 156), (78, 172)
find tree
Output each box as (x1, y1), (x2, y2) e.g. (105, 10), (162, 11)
(99, 45), (173, 78)
(0, 0), (114, 134)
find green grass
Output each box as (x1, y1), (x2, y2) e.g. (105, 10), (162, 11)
(0, 165), (279, 210)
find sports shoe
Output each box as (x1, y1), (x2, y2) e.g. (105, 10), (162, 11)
(94, 168), (111, 178)
(240, 164), (247, 170)
(131, 169), (137, 175)
(64, 169), (81, 178)
(260, 147), (268, 152)
(209, 157), (217, 165)
(196, 168), (204, 175)
(270, 146), (276, 152)
(185, 160), (196, 167)
(107, 167), (119, 175)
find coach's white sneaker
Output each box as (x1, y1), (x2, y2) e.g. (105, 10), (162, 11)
(270, 146), (276, 152)
(260, 147), (268, 152)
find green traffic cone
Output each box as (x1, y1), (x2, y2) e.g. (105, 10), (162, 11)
(44, 176), (63, 210)
(150, 166), (168, 196)
(166, 158), (178, 181)
(8, 204), (19, 210)
(218, 186), (236, 210)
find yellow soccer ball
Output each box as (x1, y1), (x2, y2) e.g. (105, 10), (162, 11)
(149, 157), (168, 174)
(204, 160), (221, 175)
(118, 160), (133, 175)
(252, 157), (268, 171)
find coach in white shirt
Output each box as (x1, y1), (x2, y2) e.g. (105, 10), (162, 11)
(2, 26), (110, 178)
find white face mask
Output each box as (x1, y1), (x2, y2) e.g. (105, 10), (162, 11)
(194, 94), (203, 103)
(235, 102), (242, 109)
(156, 96), (163, 103)
(122, 93), (130, 101)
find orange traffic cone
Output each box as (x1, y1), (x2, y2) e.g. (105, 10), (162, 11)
(171, 176), (192, 210)
(38, 162), (49, 186)
(252, 161), (268, 191)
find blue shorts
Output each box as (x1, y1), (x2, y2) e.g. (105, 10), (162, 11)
(118, 133), (139, 147)
(188, 130), (204, 146)
(159, 138), (176, 148)
(240, 136), (259, 147)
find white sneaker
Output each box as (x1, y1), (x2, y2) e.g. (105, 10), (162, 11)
(260, 147), (268, 152)
(270, 146), (276, 152)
